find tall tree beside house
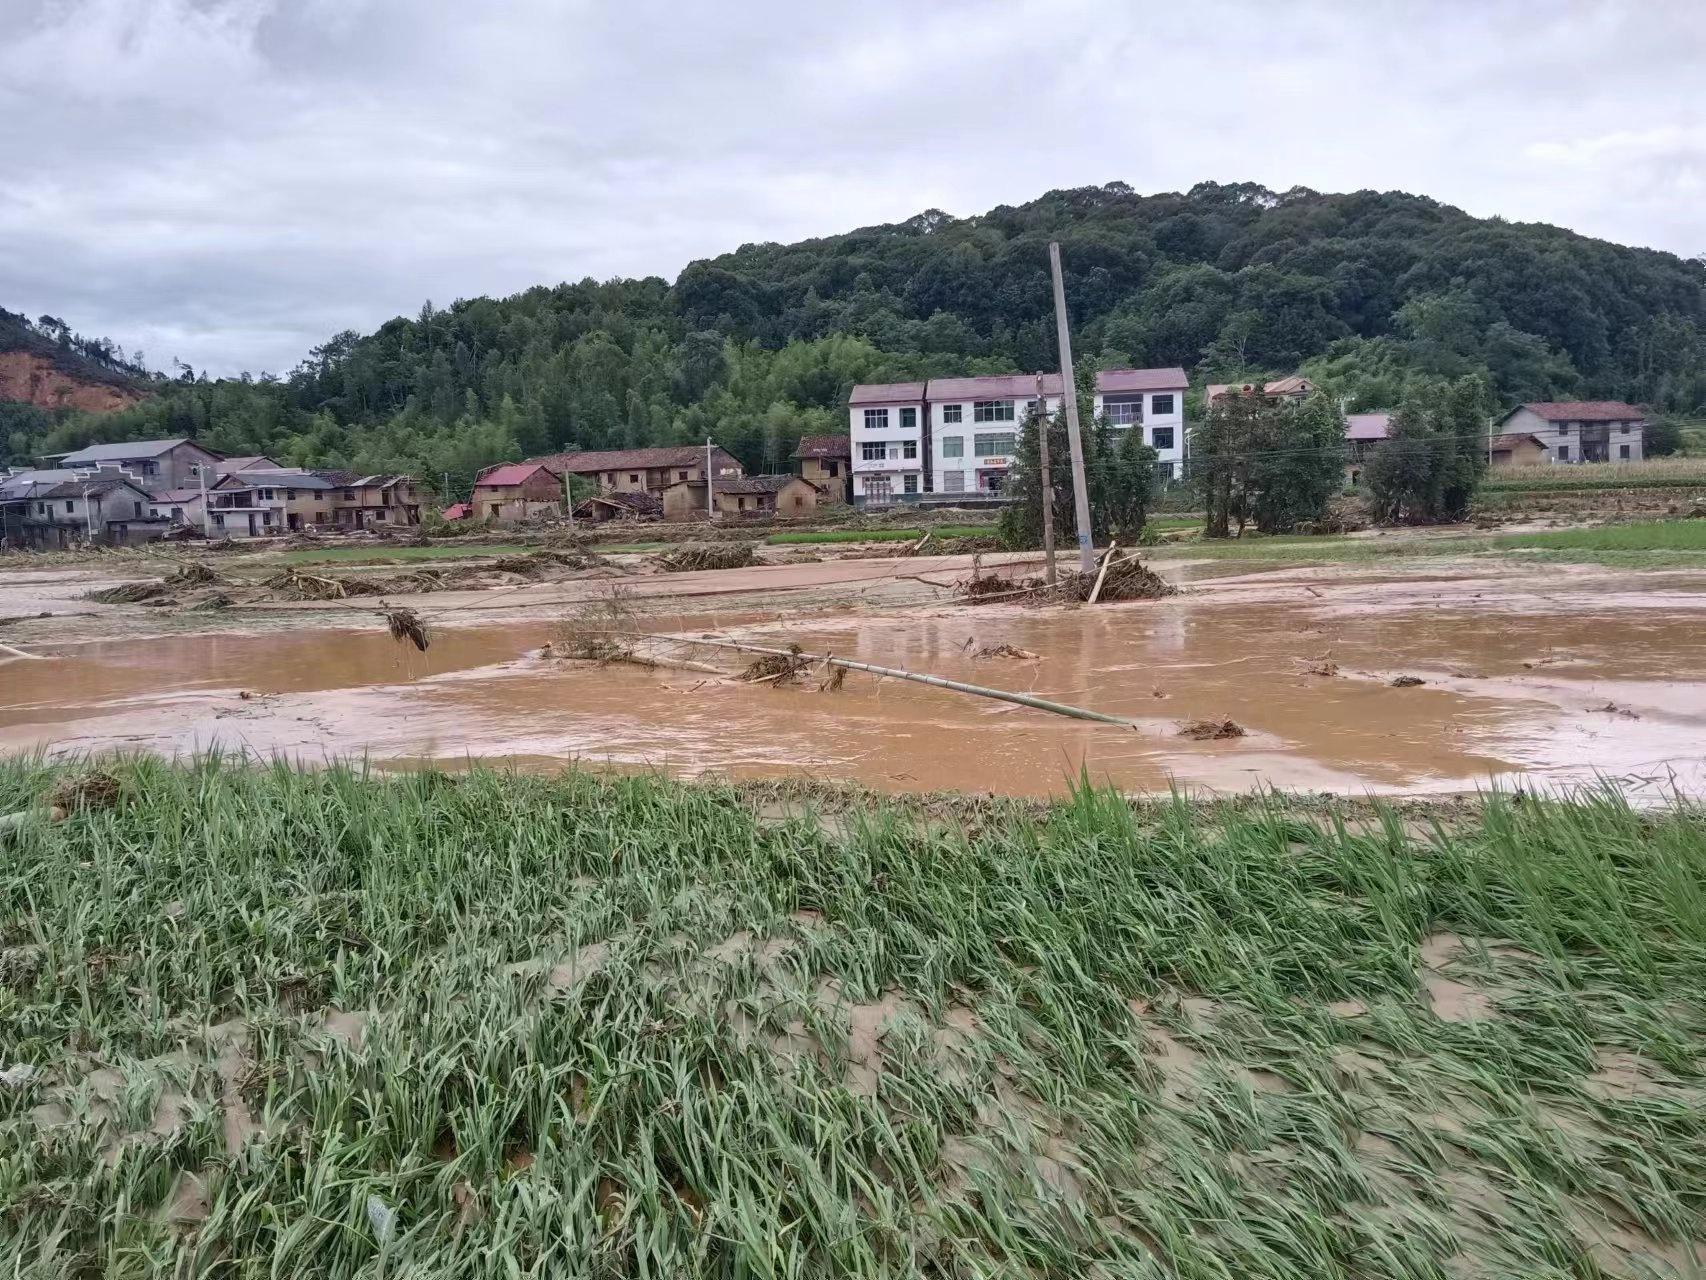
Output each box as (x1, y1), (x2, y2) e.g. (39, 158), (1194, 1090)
(999, 370), (1158, 549)
(1364, 374), (1495, 523)
(1192, 390), (1345, 537)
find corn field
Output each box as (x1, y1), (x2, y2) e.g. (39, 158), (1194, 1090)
(2, 757), (1703, 1277)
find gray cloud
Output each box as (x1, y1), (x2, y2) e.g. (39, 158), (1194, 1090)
(2, 0), (1702, 376)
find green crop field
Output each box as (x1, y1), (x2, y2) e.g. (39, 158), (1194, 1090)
(1496, 520), (1706, 553)
(1482, 458), (1706, 492)
(4, 757), (1703, 1276)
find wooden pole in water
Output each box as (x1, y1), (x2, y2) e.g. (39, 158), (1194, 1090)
(1035, 372), (1057, 586)
(644, 632), (1135, 727)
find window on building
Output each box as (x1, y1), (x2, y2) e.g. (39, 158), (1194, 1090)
(171, 507), (183, 520)
(902, 440), (917, 460)
(903, 474), (918, 494)
(628, 473), (639, 483)
(1620, 444), (1631, 459)
(940, 436), (963, 458)
(1557, 423), (1568, 436)
(1620, 423), (1630, 434)
(861, 440), (888, 462)
(1107, 400), (1142, 426)
(1151, 394), (1175, 416)
(863, 408), (890, 431)
(900, 407), (917, 429)
(64, 500), (73, 513)
(678, 470), (689, 481)
(1157, 461), (1175, 480)
(974, 433), (1016, 457)
(942, 403), (963, 424)
(974, 400), (1015, 423)
(133, 500), (142, 517)
(1151, 427), (1175, 451)
(1558, 444), (1570, 460)
(824, 461), (838, 477)
(344, 489), (355, 500)
(315, 511), (326, 522)
(942, 471), (964, 493)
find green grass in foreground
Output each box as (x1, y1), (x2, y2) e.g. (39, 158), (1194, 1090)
(1496, 519), (1706, 552)
(3, 757), (1703, 1276)
(1150, 532), (1489, 561)
(766, 525), (997, 545)
(279, 543), (532, 564)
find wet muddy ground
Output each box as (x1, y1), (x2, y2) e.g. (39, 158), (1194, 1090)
(3, 550), (1704, 798)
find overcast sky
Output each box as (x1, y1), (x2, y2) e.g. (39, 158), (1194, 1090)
(3, 0), (1702, 377)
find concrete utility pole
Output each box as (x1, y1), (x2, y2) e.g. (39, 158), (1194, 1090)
(1035, 372), (1057, 585)
(564, 469), (576, 531)
(196, 463), (212, 538)
(1047, 241), (1096, 574)
(705, 437), (715, 520)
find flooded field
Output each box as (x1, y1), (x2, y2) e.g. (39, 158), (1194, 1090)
(4, 552), (1704, 797)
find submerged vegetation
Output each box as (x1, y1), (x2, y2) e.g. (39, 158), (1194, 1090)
(1, 757), (1703, 1277)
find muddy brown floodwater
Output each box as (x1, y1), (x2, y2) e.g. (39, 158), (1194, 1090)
(2, 555), (1705, 798)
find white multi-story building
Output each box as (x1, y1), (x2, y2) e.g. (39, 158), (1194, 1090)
(848, 381), (926, 505)
(848, 367), (1192, 506)
(927, 373), (1063, 499)
(1095, 368), (1189, 477)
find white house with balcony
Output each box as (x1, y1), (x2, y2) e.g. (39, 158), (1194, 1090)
(848, 381), (927, 506)
(1096, 367), (1189, 477)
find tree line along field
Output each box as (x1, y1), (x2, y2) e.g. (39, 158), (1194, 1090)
(2, 757), (1702, 1278)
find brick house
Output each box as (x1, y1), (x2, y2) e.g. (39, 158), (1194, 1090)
(713, 474), (824, 518)
(471, 461), (564, 522)
(790, 435), (851, 503)
(533, 445), (743, 498)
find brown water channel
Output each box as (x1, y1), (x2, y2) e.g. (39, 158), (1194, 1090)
(4, 563), (1705, 797)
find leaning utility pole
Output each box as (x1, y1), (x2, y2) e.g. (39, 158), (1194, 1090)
(1034, 372), (1057, 585)
(1047, 242), (1095, 574)
(705, 437), (715, 520)
(563, 470), (576, 531)
(196, 463), (212, 539)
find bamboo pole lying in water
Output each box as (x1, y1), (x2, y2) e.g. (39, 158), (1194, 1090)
(641, 632), (1136, 728)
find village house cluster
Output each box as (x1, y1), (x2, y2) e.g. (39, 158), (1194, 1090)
(0, 387), (1651, 546)
(0, 438), (423, 549)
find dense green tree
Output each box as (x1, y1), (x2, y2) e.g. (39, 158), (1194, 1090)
(1192, 390), (1345, 537)
(999, 372), (1158, 549)
(1364, 374), (1495, 523)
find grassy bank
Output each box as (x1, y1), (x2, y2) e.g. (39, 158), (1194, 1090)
(1496, 519), (1706, 553)
(766, 525), (997, 545)
(3, 758), (1703, 1277)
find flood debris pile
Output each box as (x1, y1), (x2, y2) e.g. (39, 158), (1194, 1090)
(973, 643), (1039, 660)
(86, 562), (233, 606)
(652, 543), (758, 573)
(1178, 718), (1247, 740)
(383, 607), (430, 653)
(738, 645), (811, 685)
(1055, 554), (1176, 604)
(959, 551), (1176, 606)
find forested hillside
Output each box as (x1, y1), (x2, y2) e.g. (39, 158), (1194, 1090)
(6, 182), (1705, 495)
